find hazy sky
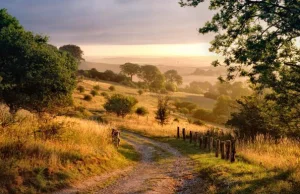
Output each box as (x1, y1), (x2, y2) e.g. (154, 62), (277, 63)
(1, 0), (216, 57)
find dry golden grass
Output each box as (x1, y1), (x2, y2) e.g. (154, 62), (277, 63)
(237, 135), (300, 171)
(0, 106), (136, 193)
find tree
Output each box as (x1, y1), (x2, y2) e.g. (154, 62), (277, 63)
(0, 9), (77, 114)
(213, 95), (235, 124)
(155, 96), (170, 126)
(135, 107), (149, 117)
(180, 0), (300, 131)
(104, 94), (138, 118)
(138, 65), (165, 90)
(164, 70), (183, 85)
(59, 44), (84, 62)
(120, 63), (140, 81)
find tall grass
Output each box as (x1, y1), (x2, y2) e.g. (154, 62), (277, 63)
(0, 106), (133, 193)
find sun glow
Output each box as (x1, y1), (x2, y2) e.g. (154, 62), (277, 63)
(81, 43), (214, 57)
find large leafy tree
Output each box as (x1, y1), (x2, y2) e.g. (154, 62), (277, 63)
(164, 70), (183, 86)
(138, 65), (165, 90)
(0, 9), (78, 114)
(180, 0), (300, 135)
(59, 44), (84, 62)
(120, 63), (140, 81)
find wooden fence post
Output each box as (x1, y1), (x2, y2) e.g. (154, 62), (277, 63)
(215, 139), (220, 158)
(220, 141), (225, 159)
(231, 139), (236, 163)
(194, 132), (198, 146)
(177, 127), (180, 139)
(182, 128), (186, 141)
(199, 136), (203, 149)
(209, 137), (213, 152)
(225, 140), (232, 160)
(189, 131), (193, 144)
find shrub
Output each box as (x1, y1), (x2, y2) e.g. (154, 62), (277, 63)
(155, 96), (170, 126)
(138, 89), (144, 95)
(93, 85), (100, 91)
(104, 94), (138, 118)
(193, 120), (205, 126)
(135, 107), (149, 117)
(83, 94), (92, 101)
(160, 88), (168, 94)
(193, 108), (214, 122)
(109, 86), (115, 91)
(101, 92), (109, 98)
(173, 118), (180, 122)
(165, 82), (177, 92)
(90, 90), (99, 96)
(77, 86), (85, 93)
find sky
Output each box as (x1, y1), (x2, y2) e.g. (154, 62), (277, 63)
(0, 0), (216, 58)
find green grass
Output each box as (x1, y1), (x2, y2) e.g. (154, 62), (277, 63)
(160, 138), (300, 194)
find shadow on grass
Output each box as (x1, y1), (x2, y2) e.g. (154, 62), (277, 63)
(160, 138), (300, 194)
(117, 143), (140, 162)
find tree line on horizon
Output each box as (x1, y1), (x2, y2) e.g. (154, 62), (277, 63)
(78, 62), (183, 93)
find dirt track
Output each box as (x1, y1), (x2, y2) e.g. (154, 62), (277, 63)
(55, 131), (205, 194)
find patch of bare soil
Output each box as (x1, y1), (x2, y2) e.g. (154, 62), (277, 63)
(54, 131), (206, 194)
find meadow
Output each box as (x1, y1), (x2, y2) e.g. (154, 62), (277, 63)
(0, 78), (299, 193)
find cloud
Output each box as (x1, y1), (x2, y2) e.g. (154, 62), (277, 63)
(0, 0), (215, 45)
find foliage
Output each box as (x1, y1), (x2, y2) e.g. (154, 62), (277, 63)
(120, 63), (140, 81)
(138, 65), (165, 91)
(138, 89), (144, 95)
(109, 85), (115, 91)
(101, 92), (109, 98)
(165, 82), (177, 92)
(77, 86), (85, 93)
(78, 68), (130, 83)
(193, 108), (214, 122)
(213, 95), (235, 124)
(135, 107), (149, 117)
(104, 94), (138, 118)
(227, 93), (300, 139)
(180, 0), (300, 137)
(59, 44), (84, 62)
(193, 119), (205, 126)
(83, 94), (92, 101)
(155, 96), (170, 126)
(90, 90), (98, 96)
(93, 85), (100, 91)
(0, 9), (77, 114)
(174, 100), (197, 114)
(164, 70), (183, 85)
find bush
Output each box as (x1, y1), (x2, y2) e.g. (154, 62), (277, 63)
(165, 82), (177, 92)
(193, 120), (205, 126)
(138, 89), (144, 95)
(193, 108), (214, 122)
(204, 92), (219, 100)
(135, 107), (149, 117)
(93, 85), (100, 91)
(77, 86), (85, 93)
(104, 94), (138, 118)
(90, 90), (99, 96)
(173, 118), (180, 122)
(160, 88), (168, 94)
(101, 92), (109, 98)
(83, 94), (92, 101)
(109, 86), (115, 91)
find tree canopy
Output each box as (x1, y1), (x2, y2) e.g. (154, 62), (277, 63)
(120, 63), (140, 81)
(104, 94), (138, 118)
(59, 44), (84, 62)
(0, 9), (78, 114)
(164, 70), (183, 85)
